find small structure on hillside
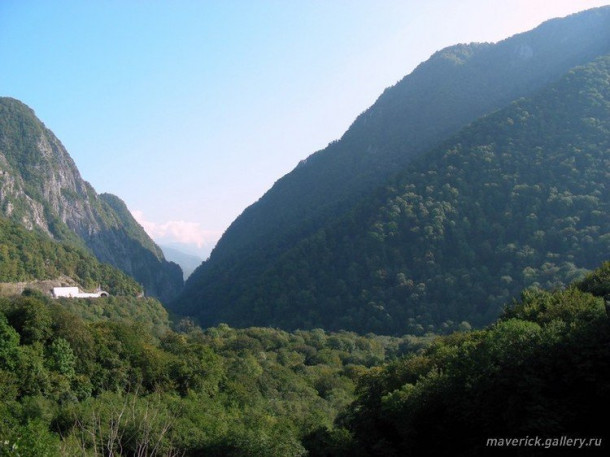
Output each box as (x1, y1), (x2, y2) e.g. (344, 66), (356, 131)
(52, 286), (109, 299)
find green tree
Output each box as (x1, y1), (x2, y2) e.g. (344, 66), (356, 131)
(0, 313), (20, 370)
(45, 337), (76, 378)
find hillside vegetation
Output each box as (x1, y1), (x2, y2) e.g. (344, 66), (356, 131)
(177, 54), (610, 335)
(318, 262), (610, 456)
(176, 7), (610, 331)
(0, 97), (183, 302)
(0, 216), (141, 296)
(1, 262), (609, 455)
(0, 291), (428, 456)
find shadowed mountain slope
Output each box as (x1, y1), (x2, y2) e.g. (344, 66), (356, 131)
(175, 7), (610, 330)
(179, 53), (610, 334)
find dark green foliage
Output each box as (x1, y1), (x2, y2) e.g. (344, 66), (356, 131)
(329, 270), (610, 456)
(176, 7), (610, 332)
(56, 295), (172, 339)
(4, 296), (53, 344)
(45, 337), (76, 377)
(99, 193), (164, 259)
(576, 260), (610, 297)
(0, 313), (20, 371)
(178, 54), (610, 335)
(0, 294), (426, 456)
(0, 409), (60, 457)
(2, 265), (609, 456)
(0, 216), (142, 295)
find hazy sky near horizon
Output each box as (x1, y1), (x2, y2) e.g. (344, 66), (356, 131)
(1, 0), (608, 257)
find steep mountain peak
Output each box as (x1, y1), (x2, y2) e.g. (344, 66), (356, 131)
(0, 97), (183, 302)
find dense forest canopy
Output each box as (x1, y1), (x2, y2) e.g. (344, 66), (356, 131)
(1, 262), (609, 455)
(176, 55), (610, 335)
(325, 262), (610, 456)
(0, 290), (429, 456)
(0, 216), (142, 296)
(175, 7), (610, 334)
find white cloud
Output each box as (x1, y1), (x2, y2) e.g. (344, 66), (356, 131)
(131, 210), (222, 249)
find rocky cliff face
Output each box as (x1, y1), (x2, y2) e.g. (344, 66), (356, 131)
(0, 97), (183, 302)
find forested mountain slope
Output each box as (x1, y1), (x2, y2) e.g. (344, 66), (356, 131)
(177, 6), (610, 325)
(179, 55), (610, 335)
(319, 263), (610, 456)
(0, 97), (183, 302)
(0, 216), (141, 296)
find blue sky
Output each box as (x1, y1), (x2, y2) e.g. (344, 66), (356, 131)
(1, 0), (608, 258)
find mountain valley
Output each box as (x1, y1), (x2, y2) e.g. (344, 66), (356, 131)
(1, 6), (610, 456)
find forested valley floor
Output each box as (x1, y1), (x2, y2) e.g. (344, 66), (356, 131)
(1, 261), (609, 455)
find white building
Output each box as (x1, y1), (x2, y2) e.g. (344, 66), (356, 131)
(52, 286), (109, 299)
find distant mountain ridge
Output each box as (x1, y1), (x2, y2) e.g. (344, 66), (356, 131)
(175, 7), (610, 333)
(0, 97), (183, 302)
(160, 244), (203, 280)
